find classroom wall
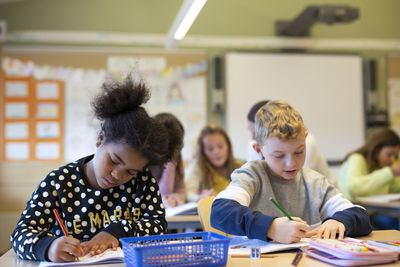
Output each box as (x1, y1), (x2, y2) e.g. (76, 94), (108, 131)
(1, 0), (400, 255)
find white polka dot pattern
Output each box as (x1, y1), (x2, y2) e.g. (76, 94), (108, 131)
(10, 155), (166, 261)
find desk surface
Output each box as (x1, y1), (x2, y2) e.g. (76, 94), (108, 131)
(353, 199), (400, 209)
(166, 214), (201, 230)
(1, 230), (399, 267)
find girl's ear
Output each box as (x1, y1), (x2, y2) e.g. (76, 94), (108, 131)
(96, 131), (105, 148)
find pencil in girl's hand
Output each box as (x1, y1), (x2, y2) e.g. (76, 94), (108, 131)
(53, 209), (84, 257)
(269, 197), (293, 220)
(53, 209), (69, 237)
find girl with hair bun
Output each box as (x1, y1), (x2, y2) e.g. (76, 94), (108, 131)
(11, 75), (175, 262)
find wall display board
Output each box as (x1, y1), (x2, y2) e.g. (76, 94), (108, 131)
(1, 54), (206, 163)
(2, 74), (63, 161)
(225, 52), (365, 162)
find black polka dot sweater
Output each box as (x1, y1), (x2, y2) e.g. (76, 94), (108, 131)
(10, 155), (167, 261)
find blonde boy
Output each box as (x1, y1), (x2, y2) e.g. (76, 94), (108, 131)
(210, 100), (371, 243)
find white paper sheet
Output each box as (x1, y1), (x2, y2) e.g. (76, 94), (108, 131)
(36, 122), (60, 138)
(36, 103), (59, 118)
(5, 122), (28, 139)
(5, 142), (29, 160)
(35, 142), (60, 160)
(37, 82), (60, 99)
(5, 81), (28, 97)
(5, 102), (28, 118)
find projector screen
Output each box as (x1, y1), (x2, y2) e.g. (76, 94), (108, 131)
(225, 52), (365, 162)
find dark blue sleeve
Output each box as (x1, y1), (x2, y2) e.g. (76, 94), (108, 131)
(210, 198), (276, 241)
(327, 207), (372, 237)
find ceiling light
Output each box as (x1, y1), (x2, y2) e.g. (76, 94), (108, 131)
(165, 0), (207, 49)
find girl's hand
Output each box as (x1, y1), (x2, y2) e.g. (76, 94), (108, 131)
(391, 160), (400, 176)
(199, 188), (216, 198)
(267, 217), (310, 243)
(47, 236), (83, 262)
(305, 219), (345, 239)
(163, 195), (178, 208)
(80, 232), (119, 256)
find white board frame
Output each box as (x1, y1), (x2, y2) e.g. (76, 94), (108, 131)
(225, 52), (365, 162)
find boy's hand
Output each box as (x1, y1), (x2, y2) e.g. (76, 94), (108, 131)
(305, 219), (345, 239)
(267, 217), (310, 243)
(81, 232), (119, 256)
(47, 236), (82, 262)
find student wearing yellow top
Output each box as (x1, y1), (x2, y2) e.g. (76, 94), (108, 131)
(338, 128), (400, 229)
(185, 125), (244, 202)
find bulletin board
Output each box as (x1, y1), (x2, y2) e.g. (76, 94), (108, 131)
(2, 75), (63, 161)
(1, 49), (207, 163)
(225, 52), (365, 162)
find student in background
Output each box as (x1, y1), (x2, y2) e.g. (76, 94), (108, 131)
(247, 100), (338, 187)
(150, 113), (186, 208)
(211, 100), (371, 243)
(11, 76), (175, 262)
(185, 125), (244, 202)
(338, 128), (400, 229)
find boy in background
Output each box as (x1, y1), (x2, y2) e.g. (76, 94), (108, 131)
(211, 100), (371, 243)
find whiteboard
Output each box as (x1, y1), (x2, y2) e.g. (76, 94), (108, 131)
(225, 52), (365, 162)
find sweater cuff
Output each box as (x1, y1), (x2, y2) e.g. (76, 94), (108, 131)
(249, 213), (275, 241)
(34, 236), (57, 261)
(382, 166), (395, 179)
(102, 223), (127, 240)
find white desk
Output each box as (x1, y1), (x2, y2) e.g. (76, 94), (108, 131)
(354, 198), (400, 228)
(1, 230), (399, 267)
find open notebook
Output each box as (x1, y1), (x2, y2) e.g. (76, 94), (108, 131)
(165, 202), (198, 217)
(228, 235), (309, 255)
(38, 247), (124, 267)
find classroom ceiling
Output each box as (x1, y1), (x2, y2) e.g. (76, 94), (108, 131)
(0, 0), (399, 48)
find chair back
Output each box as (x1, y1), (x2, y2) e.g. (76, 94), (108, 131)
(197, 196), (230, 236)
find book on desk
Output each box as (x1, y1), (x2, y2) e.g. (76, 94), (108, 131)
(165, 202), (198, 217)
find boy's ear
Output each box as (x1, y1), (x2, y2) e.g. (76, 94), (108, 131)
(252, 142), (262, 154)
(305, 130), (308, 138)
(96, 131), (105, 148)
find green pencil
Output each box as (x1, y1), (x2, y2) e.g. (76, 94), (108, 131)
(269, 197), (293, 220)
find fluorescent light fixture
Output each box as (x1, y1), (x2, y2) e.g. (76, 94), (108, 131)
(165, 0), (207, 49)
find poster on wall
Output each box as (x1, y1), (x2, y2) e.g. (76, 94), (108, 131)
(107, 56), (207, 161)
(1, 66), (64, 162)
(2, 56), (206, 162)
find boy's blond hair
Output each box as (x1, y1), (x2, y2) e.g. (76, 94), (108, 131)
(255, 100), (307, 146)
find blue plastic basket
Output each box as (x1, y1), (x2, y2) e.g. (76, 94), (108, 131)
(120, 231), (230, 267)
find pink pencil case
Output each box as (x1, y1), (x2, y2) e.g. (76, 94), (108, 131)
(305, 238), (398, 266)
